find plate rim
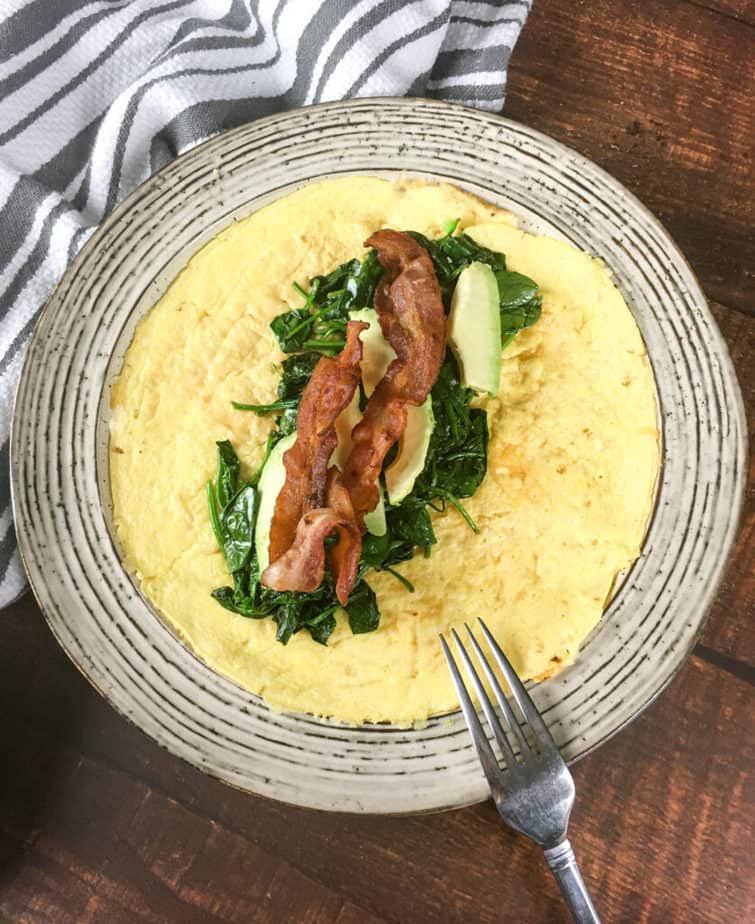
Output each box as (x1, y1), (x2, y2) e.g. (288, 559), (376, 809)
(10, 97), (748, 814)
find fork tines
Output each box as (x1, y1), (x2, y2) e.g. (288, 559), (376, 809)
(440, 618), (558, 773)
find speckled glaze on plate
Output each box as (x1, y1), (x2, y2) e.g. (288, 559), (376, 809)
(11, 99), (747, 814)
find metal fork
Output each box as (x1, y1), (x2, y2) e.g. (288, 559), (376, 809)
(441, 619), (601, 924)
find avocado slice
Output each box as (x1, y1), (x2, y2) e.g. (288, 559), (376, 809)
(350, 308), (435, 507)
(349, 308), (396, 396)
(330, 390), (361, 472)
(254, 432), (296, 573)
(363, 482), (387, 537)
(328, 307), (389, 535)
(447, 261), (502, 396)
(385, 398), (435, 505)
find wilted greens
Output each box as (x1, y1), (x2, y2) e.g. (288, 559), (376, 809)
(208, 226), (542, 644)
(407, 226), (542, 343)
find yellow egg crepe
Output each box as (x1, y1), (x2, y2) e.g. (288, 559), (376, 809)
(110, 177), (659, 723)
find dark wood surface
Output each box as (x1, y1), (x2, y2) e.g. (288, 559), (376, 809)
(1, 2), (753, 921)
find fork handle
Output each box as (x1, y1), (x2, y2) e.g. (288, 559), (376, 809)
(543, 839), (601, 923)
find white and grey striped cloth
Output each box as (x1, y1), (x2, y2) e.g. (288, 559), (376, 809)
(0, 0), (531, 606)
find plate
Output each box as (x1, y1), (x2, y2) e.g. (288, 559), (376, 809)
(11, 99), (746, 814)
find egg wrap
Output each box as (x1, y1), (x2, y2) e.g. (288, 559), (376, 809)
(110, 177), (660, 723)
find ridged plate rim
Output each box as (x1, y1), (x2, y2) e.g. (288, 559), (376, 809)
(10, 98), (747, 814)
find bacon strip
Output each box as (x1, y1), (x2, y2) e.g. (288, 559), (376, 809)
(261, 231), (445, 605)
(368, 230), (447, 404)
(265, 320), (367, 565)
(324, 469), (362, 602)
(343, 230), (446, 520)
(262, 470), (361, 606)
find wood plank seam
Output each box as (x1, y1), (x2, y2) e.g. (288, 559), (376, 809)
(708, 298), (755, 321)
(0, 707), (402, 924)
(681, 0), (755, 28)
(692, 644), (755, 684)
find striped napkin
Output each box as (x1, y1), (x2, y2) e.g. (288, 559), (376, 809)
(0, 0), (531, 606)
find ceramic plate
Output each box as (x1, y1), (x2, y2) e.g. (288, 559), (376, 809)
(11, 99), (746, 814)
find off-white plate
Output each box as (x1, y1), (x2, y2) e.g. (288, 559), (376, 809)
(11, 99), (746, 814)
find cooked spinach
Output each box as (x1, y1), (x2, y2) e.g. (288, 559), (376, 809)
(206, 443), (258, 574)
(386, 497), (437, 549)
(219, 484), (257, 573)
(418, 362), (489, 501)
(212, 549), (376, 646)
(209, 227), (543, 644)
(359, 528), (415, 573)
(408, 229), (542, 341)
(215, 440), (240, 509)
(208, 441), (381, 645)
(269, 251), (381, 355)
(231, 397), (297, 414)
(346, 581), (380, 634)
(278, 352), (322, 397)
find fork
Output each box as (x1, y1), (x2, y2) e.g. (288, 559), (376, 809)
(441, 619), (601, 924)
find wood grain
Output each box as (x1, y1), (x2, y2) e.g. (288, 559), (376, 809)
(1, 0), (753, 921)
(0, 602), (751, 923)
(506, 0), (755, 313)
(687, 0), (755, 24)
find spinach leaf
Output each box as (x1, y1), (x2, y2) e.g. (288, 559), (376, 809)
(387, 497), (437, 549)
(497, 270), (538, 307)
(407, 353), (487, 533)
(360, 529), (415, 573)
(312, 251), (382, 311)
(404, 231), (461, 305)
(359, 531), (391, 569)
(213, 564), (345, 645)
(409, 230), (542, 343)
(430, 408), (488, 500)
(346, 580), (380, 634)
(211, 585), (264, 618)
(219, 483), (257, 573)
(207, 482), (224, 550)
(426, 360), (475, 448)
(360, 531), (396, 570)
(270, 308), (313, 353)
(497, 270), (542, 337)
(215, 440), (240, 510)
(270, 251), (382, 355)
(218, 540), (364, 646)
(275, 407), (298, 440)
(500, 294), (543, 337)
(210, 585), (241, 613)
(231, 398), (298, 414)
(278, 352), (321, 399)
(207, 446), (258, 572)
(263, 575), (343, 645)
(273, 596), (301, 644)
(304, 607), (338, 646)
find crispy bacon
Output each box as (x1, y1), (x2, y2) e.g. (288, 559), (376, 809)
(324, 469), (362, 603)
(367, 230), (447, 404)
(342, 398), (407, 520)
(265, 320), (367, 565)
(261, 231), (445, 605)
(262, 470), (362, 606)
(343, 230), (446, 520)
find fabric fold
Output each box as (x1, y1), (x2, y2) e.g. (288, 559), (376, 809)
(0, 0), (531, 606)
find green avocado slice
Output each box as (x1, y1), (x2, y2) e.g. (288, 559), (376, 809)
(254, 432), (297, 573)
(448, 260), (502, 396)
(385, 398), (435, 505)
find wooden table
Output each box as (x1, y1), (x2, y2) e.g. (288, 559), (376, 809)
(1, 2), (752, 921)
